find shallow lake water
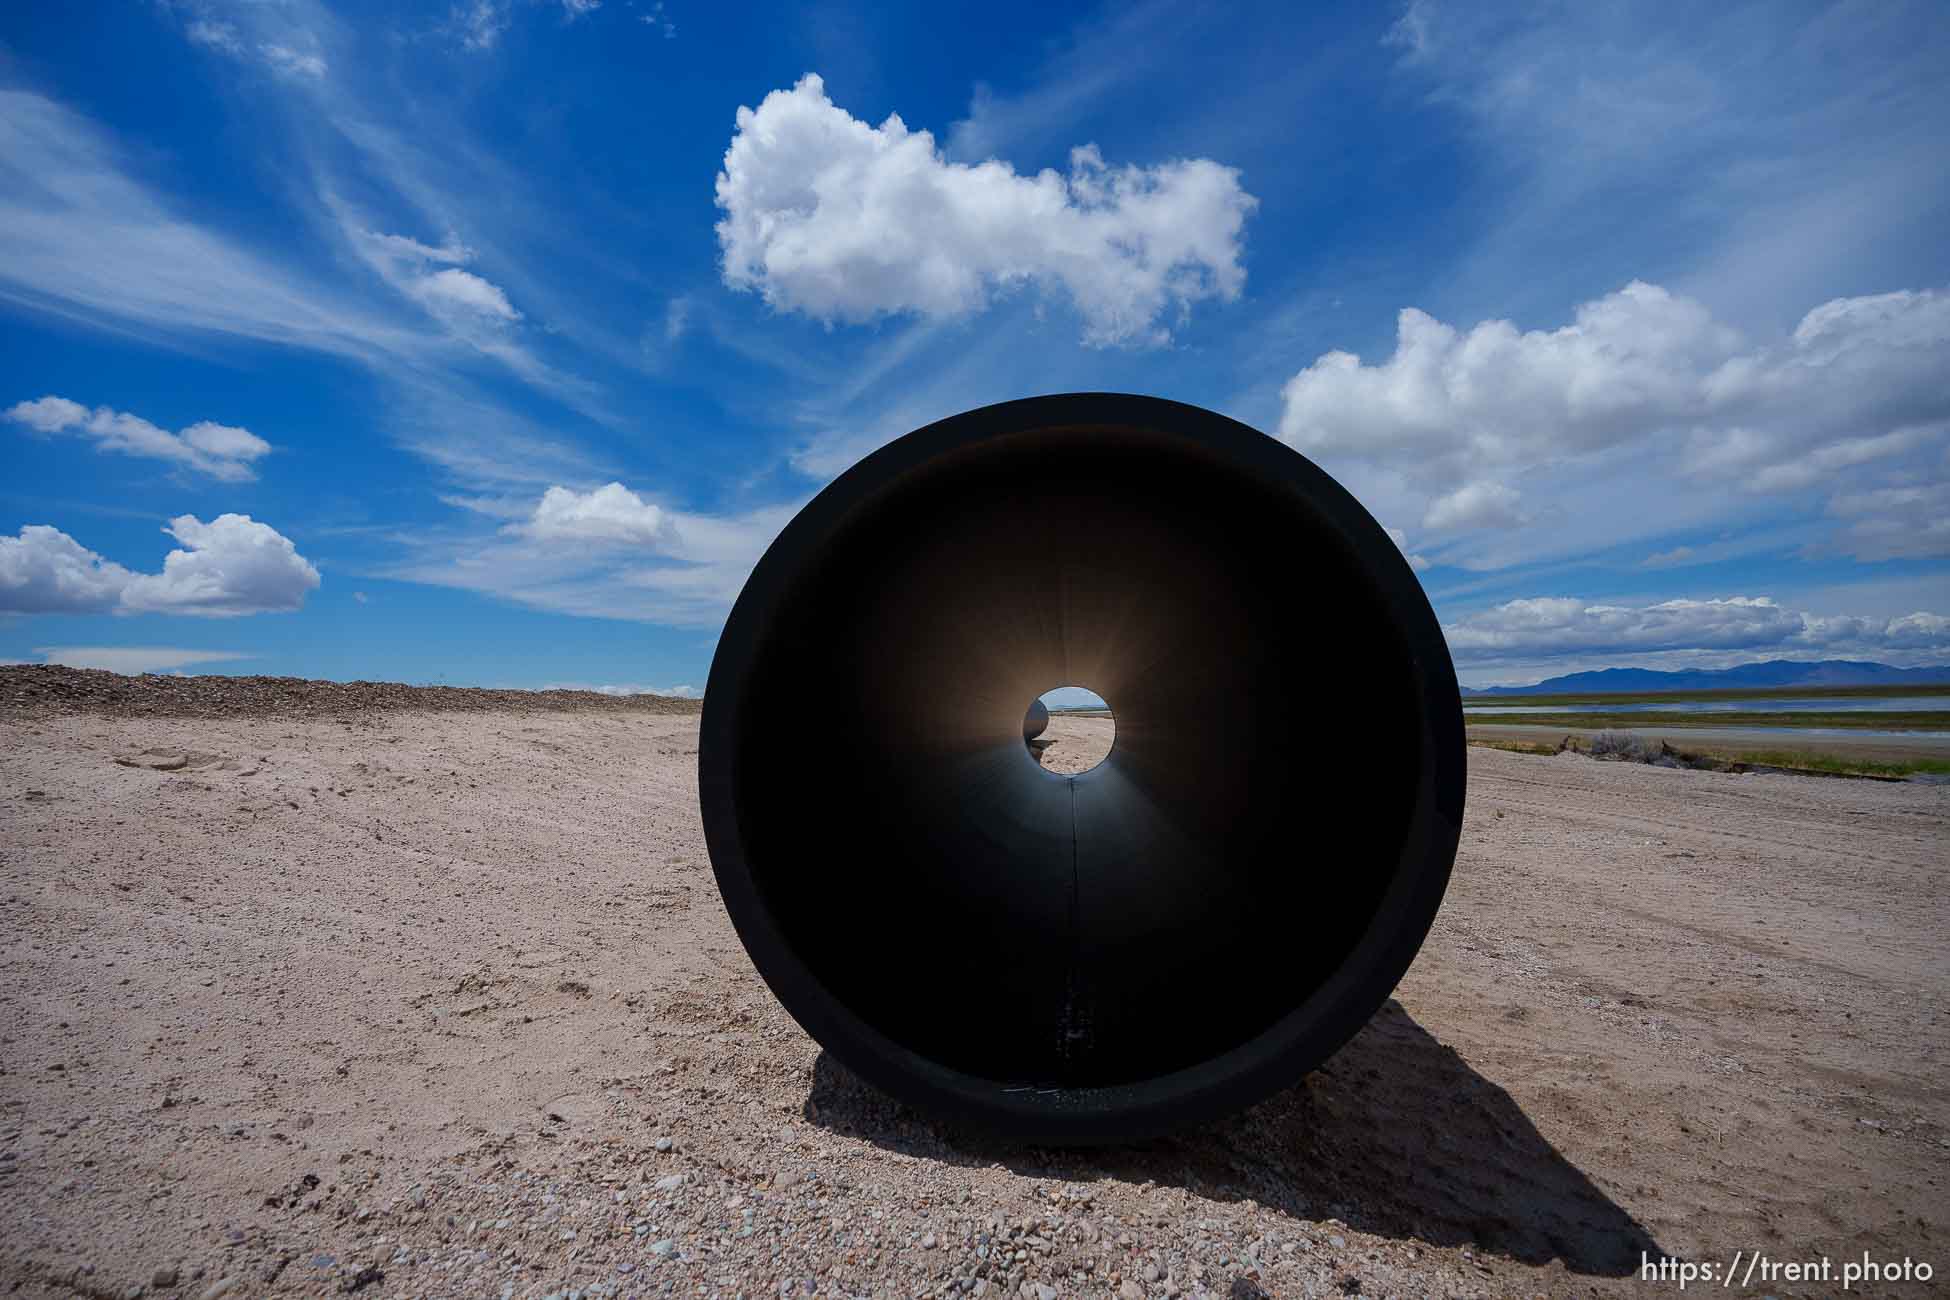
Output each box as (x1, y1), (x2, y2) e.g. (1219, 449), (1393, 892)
(1462, 695), (1946, 715)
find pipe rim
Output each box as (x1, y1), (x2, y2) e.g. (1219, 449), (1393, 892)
(700, 392), (1465, 1143)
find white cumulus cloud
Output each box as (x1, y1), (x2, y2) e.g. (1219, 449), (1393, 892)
(0, 525), (137, 614)
(410, 267), (521, 322)
(1884, 612), (1950, 647)
(714, 74), (1256, 346)
(7, 395), (272, 481)
(515, 483), (677, 547)
(1278, 281), (1950, 558)
(120, 515), (322, 616)
(0, 516), (320, 617)
(352, 227), (521, 326)
(1282, 282), (1739, 473)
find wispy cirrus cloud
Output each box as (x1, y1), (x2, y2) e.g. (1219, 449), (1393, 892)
(1823, 482), (1950, 562)
(388, 482), (799, 627)
(1444, 595), (1950, 666)
(447, 0), (612, 49)
(184, 18), (245, 55)
(1384, 527), (1431, 573)
(31, 646), (252, 674)
(0, 89), (419, 363)
(1383, 1), (1950, 328)
(0, 63), (612, 491)
(259, 43), (327, 79)
(450, 0), (512, 51)
(186, 14), (327, 77)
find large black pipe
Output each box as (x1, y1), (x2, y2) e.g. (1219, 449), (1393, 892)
(700, 393), (1464, 1143)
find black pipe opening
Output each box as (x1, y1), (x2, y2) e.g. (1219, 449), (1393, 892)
(701, 394), (1464, 1142)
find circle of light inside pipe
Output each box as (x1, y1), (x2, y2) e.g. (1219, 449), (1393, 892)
(1029, 685), (1115, 775)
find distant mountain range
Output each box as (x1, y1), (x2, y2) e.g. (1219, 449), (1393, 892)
(1463, 659), (1950, 696)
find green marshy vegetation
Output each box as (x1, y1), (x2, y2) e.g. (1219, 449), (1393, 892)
(1467, 732), (1950, 780)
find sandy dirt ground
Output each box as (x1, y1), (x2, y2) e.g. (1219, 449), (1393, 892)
(1037, 717), (1116, 775)
(3, 702), (1947, 1299)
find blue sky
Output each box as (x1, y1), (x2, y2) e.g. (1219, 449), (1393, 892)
(2, 0), (1946, 690)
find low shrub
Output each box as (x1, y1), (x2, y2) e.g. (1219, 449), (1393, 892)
(1587, 730), (1665, 763)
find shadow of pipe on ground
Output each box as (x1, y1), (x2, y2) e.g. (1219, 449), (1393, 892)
(803, 1000), (1661, 1278)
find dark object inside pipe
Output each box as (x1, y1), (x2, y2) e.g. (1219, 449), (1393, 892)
(700, 394), (1464, 1143)
(1023, 697), (1050, 742)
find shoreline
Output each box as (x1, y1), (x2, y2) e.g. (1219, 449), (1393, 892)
(1467, 721), (1950, 765)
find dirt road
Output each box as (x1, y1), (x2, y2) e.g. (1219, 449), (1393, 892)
(2, 700), (1944, 1298)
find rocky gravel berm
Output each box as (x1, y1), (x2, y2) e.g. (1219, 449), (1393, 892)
(1, 665), (702, 721)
